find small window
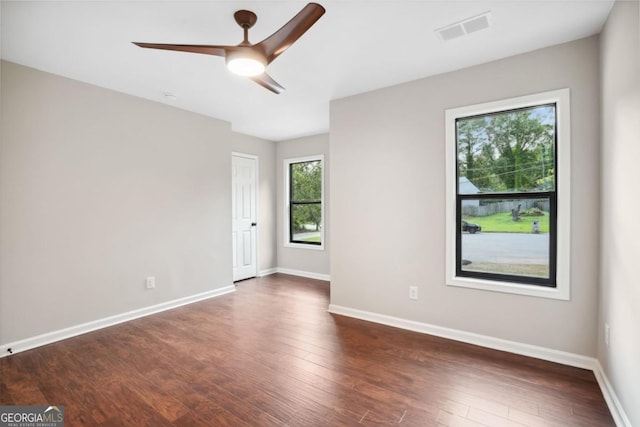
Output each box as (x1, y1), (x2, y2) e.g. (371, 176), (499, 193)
(446, 89), (570, 299)
(285, 156), (324, 249)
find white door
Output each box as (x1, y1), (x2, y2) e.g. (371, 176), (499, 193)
(232, 154), (257, 281)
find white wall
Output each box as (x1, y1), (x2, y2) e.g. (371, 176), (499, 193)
(599, 1), (640, 425)
(231, 136), (277, 275)
(330, 36), (600, 355)
(276, 134), (330, 277)
(0, 61), (261, 345)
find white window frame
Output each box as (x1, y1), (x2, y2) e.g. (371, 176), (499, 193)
(445, 88), (571, 300)
(284, 155), (325, 250)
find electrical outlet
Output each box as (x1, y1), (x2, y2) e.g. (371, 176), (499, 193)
(409, 286), (418, 300)
(605, 323), (610, 347)
(146, 276), (156, 289)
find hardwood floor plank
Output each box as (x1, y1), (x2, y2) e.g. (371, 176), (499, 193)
(0, 274), (614, 426)
(437, 409), (486, 426)
(467, 407), (526, 427)
(508, 407), (566, 427)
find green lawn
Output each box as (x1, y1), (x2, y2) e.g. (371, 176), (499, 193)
(302, 236), (322, 243)
(464, 211), (550, 233)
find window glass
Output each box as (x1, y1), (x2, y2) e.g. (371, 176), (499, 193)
(287, 158), (323, 247)
(291, 160), (322, 201)
(455, 105), (557, 287)
(291, 204), (322, 243)
(459, 197), (551, 280)
(456, 105), (556, 194)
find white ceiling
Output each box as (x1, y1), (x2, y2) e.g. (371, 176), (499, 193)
(1, 1), (614, 141)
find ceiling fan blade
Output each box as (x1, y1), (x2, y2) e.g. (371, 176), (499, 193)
(250, 73), (285, 94)
(257, 3), (325, 64)
(133, 42), (227, 57)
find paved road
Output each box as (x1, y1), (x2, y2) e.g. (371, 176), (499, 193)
(293, 231), (321, 241)
(462, 232), (549, 264)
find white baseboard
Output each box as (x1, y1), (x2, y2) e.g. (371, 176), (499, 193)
(593, 361), (633, 427)
(258, 268), (278, 277)
(1, 285), (236, 358)
(328, 304), (595, 369)
(257, 267), (330, 281)
(276, 267), (330, 282)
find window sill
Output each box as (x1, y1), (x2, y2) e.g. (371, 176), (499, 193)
(284, 242), (325, 251)
(447, 276), (569, 300)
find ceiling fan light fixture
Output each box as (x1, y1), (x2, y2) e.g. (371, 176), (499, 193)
(226, 49), (267, 76)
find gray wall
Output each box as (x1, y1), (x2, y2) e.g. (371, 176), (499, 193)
(231, 136), (277, 275)
(276, 134), (330, 277)
(599, 1), (640, 424)
(330, 36), (600, 355)
(0, 61), (261, 344)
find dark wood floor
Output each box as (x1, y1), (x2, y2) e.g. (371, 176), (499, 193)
(1, 274), (613, 426)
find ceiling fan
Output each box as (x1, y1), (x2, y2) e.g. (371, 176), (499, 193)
(133, 3), (325, 94)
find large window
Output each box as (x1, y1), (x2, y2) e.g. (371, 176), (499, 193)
(445, 89), (570, 299)
(285, 156), (324, 249)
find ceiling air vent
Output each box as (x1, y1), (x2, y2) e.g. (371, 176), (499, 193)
(436, 11), (492, 41)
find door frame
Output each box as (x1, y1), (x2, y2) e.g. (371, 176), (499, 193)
(232, 152), (259, 281)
